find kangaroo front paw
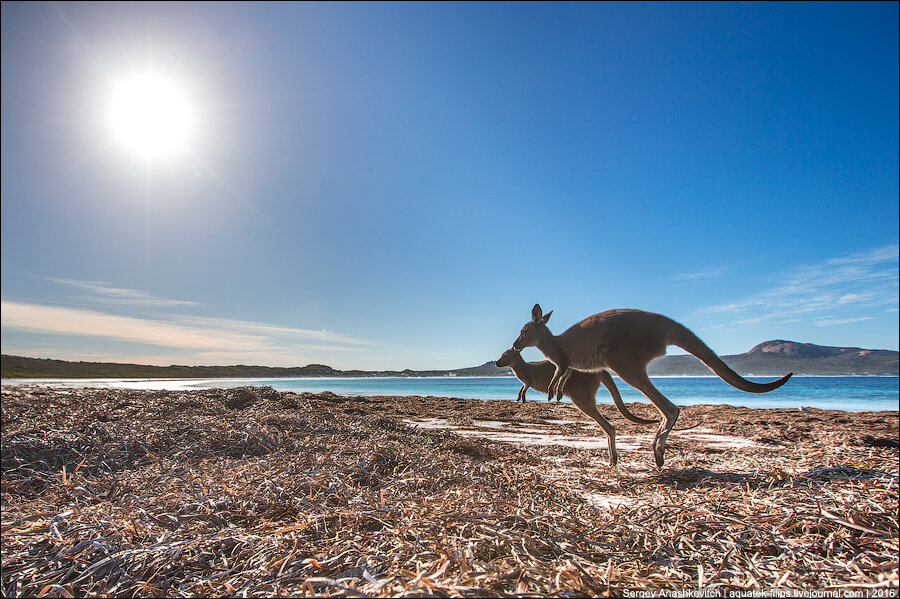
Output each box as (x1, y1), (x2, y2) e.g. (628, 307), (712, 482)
(550, 378), (563, 398)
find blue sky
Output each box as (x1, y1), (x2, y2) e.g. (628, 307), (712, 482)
(2, 2), (898, 370)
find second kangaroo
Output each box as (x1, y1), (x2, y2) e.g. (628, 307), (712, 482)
(496, 348), (657, 466)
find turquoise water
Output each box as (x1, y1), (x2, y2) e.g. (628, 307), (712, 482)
(14, 375), (897, 412)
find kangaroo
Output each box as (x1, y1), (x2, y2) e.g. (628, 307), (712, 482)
(512, 304), (792, 468)
(496, 348), (657, 466)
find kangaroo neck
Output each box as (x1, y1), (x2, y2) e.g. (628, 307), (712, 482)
(510, 354), (528, 378)
(536, 331), (568, 367)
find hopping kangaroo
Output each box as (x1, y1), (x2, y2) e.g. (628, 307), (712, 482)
(496, 348), (657, 466)
(512, 304), (792, 467)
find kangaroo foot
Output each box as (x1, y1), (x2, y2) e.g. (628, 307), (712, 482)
(654, 445), (665, 468)
(653, 431), (668, 468)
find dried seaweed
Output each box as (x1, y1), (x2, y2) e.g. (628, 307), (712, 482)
(2, 384), (897, 597)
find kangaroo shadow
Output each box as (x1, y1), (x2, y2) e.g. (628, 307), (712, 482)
(645, 465), (894, 491)
(650, 467), (786, 490)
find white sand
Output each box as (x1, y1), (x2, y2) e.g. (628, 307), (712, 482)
(403, 419), (759, 452)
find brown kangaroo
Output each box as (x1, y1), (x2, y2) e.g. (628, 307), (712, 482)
(496, 348), (657, 467)
(512, 304), (792, 467)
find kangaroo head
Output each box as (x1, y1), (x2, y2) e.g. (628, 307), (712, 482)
(495, 348), (520, 368)
(512, 304), (552, 350)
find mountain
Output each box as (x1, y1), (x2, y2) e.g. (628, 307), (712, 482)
(1, 340), (896, 379)
(647, 340), (898, 376)
(449, 361), (512, 376)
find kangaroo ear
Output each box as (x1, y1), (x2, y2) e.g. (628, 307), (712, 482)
(531, 304), (543, 322)
(541, 310), (552, 323)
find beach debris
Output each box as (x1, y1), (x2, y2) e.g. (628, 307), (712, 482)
(2, 384), (897, 596)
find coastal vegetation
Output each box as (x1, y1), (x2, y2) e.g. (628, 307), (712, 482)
(0, 355), (510, 379)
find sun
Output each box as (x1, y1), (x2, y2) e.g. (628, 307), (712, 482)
(108, 72), (194, 161)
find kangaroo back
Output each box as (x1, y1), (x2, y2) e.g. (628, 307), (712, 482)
(666, 321), (792, 393)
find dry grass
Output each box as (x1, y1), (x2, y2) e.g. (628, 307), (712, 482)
(2, 384), (897, 597)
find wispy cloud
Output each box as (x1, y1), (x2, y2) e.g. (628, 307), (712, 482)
(694, 244), (899, 328)
(3, 277), (378, 367)
(173, 315), (375, 346)
(815, 317), (874, 327)
(826, 245), (900, 266)
(49, 278), (202, 307)
(837, 293), (874, 304)
(0, 301), (373, 365)
(674, 266), (727, 282)
(2, 301), (263, 350)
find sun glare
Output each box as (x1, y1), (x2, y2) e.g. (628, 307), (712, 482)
(108, 72), (194, 161)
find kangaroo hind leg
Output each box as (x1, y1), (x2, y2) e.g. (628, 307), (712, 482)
(612, 368), (679, 468)
(569, 392), (618, 467)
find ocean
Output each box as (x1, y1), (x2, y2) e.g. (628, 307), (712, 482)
(6, 375), (897, 412)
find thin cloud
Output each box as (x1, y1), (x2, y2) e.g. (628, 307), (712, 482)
(816, 317), (874, 327)
(0, 301), (373, 362)
(174, 315), (376, 346)
(673, 267), (727, 282)
(837, 293), (875, 304)
(694, 244), (899, 327)
(826, 245), (900, 266)
(49, 278), (202, 307)
(2, 301), (263, 350)
(43, 279), (373, 347)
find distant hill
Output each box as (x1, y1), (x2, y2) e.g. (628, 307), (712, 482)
(449, 361), (512, 376)
(0, 356), (341, 379)
(647, 340), (898, 376)
(2, 340), (896, 379)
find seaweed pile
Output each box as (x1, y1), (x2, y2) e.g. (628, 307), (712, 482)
(2, 385), (897, 597)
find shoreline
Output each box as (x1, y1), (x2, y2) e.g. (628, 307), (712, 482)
(4, 376), (897, 413)
(4, 373), (899, 383)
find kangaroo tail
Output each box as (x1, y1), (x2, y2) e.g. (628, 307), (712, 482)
(667, 322), (792, 393)
(614, 394), (659, 425)
(600, 371), (659, 425)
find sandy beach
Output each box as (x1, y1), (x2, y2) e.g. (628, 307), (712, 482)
(2, 384), (897, 596)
